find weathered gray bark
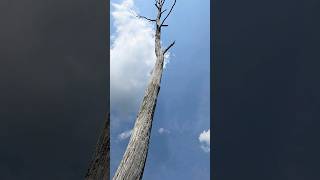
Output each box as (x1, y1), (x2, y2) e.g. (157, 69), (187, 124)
(85, 113), (110, 180)
(113, 1), (176, 180)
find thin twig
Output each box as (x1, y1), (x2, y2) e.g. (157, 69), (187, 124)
(161, 0), (176, 26)
(160, 9), (167, 16)
(137, 15), (156, 22)
(155, 3), (160, 9)
(163, 41), (175, 54)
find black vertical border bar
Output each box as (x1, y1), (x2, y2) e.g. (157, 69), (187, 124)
(211, 0), (215, 179)
(104, 0), (110, 108)
(104, 0), (111, 175)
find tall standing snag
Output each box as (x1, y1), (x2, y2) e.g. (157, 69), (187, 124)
(113, 0), (176, 179)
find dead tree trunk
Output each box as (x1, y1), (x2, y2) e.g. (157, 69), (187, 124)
(85, 113), (110, 180)
(113, 0), (176, 180)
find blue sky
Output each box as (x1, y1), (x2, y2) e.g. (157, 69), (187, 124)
(110, 0), (210, 179)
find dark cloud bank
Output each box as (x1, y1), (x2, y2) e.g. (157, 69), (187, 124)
(0, 0), (108, 179)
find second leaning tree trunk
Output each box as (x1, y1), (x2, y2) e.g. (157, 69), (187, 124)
(85, 113), (110, 180)
(113, 0), (176, 180)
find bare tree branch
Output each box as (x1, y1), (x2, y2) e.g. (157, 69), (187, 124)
(161, 0), (176, 26)
(155, 3), (160, 9)
(137, 15), (156, 22)
(129, 10), (156, 22)
(163, 41), (175, 54)
(160, 9), (167, 16)
(161, 24), (168, 27)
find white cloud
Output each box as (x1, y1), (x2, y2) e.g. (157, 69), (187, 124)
(118, 129), (133, 140)
(158, 128), (170, 134)
(110, 0), (170, 121)
(199, 129), (210, 153)
(111, 0), (155, 119)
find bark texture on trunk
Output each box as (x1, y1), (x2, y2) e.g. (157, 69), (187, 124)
(113, 1), (175, 179)
(85, 113), (110, 180)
